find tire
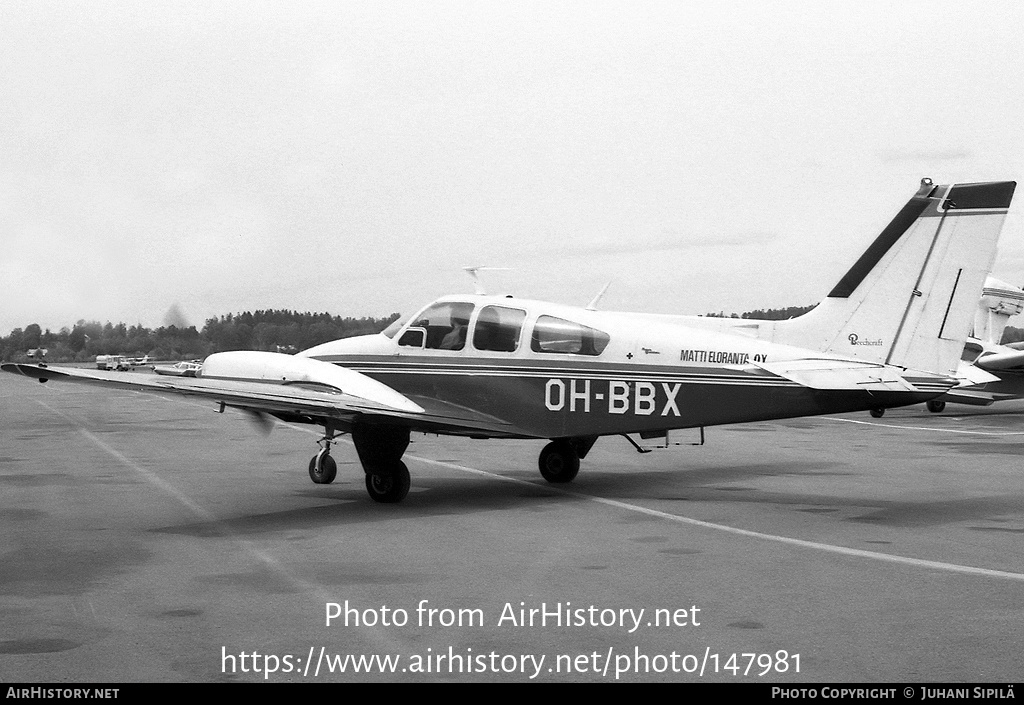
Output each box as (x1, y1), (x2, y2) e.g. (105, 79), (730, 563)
(365, 461), (411, 503)
(926, 400), (946, 413)
(538, 441), (580, 483)
(308, 453), (337, 484)
(869, 408), (885, 418)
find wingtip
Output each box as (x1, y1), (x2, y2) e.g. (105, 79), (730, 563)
(1, 363), (64, 381)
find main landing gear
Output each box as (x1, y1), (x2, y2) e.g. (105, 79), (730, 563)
(308, 427), (598, 501)
(306, 423), (413, 503)
(538, 437), (597, 484)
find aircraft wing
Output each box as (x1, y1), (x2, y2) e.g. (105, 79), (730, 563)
(0, 361), (517, 437)
(750, 358), (954, 393)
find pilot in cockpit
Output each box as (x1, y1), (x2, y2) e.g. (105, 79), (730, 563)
(439, 316), (469, 350)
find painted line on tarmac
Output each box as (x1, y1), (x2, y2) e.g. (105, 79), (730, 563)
(35, 399), (314, 586)
(822, 416), (1024, 436)
(33, 399), (406, 657)
(406, 455), (1024, 583)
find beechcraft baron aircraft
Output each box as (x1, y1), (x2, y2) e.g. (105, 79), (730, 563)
(2, 179), (1016, 503)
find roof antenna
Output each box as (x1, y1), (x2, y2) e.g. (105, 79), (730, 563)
(586, 281), (613, 311)
(463, 266), (511, 295)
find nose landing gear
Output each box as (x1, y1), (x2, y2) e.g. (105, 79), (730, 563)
(308, 428), (340, 484)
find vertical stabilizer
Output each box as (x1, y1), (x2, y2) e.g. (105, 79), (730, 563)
(775, 179), (1015, 375)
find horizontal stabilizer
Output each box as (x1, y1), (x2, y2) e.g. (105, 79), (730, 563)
(939, 389), (997, 406)
(953, 360), (1001, 385)
(752, 358), (952, 393)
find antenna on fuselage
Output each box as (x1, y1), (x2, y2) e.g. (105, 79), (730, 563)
(586, 281), (613, 311)
(463, 266), (511, 295)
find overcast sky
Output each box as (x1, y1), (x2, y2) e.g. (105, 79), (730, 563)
(2, 0), (1023, 334)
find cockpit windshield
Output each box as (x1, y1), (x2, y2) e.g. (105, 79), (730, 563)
(381, 316), (408, 339)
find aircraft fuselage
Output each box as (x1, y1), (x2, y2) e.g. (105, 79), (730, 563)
(300, 295), (948, 440)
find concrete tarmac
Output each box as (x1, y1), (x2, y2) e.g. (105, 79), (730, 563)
(2, 371), (1024, 683)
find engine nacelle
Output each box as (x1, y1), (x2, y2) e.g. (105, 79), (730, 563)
(201, 351), (423, 413)
(975, 276), (1024, 345)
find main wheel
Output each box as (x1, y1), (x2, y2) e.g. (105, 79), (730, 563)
(365, 461), (411, 503)
(926, 400), (946, 413)
(869, 408), (885, 418)
(308, 453), (337, 484)
(538, 441), (580, 483)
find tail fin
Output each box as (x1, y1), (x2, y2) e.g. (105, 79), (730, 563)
(775, 179), (1016, 375)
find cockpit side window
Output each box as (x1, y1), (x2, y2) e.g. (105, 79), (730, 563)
(473, 306), (526, 353)
(411, 302), (475, 350)
(530, 316), (610, 356)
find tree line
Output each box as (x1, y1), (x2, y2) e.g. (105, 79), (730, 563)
(0, 310), (401, 363)
(705, 305), (817, 320)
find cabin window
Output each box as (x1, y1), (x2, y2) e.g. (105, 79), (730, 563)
(530, 316), (610, 356)
(408, 302), (475, 350)
(473, 306), (526, 352)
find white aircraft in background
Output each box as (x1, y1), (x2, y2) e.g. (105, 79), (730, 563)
(2, 178), (1016, 503)
(917, 275), (1024, 412)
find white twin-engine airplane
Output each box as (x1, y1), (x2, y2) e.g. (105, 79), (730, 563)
(2, 179), (1016, 503)
(917, 275), (1024, 412)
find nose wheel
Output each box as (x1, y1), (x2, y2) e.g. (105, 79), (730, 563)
(308, 429), (340, 484)
(308, 448), (338, 484)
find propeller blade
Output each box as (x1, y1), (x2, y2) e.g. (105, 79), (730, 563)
(242, 409), (275, 435)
